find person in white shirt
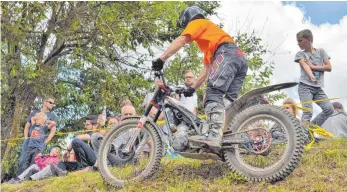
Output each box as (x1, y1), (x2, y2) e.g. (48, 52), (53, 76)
(178, 70), (198, 114)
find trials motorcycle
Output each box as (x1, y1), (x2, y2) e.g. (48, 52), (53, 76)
(98, 71), (304, 188)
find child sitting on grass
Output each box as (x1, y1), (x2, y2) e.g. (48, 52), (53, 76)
(8, 145), (61, 184)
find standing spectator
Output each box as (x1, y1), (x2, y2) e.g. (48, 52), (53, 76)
(14, 112), (56, 177)
(19, 96), (58, 169)
(322, 102), (347, 138)
(177, 70), (198, 114)
(295, 29), (334, 128)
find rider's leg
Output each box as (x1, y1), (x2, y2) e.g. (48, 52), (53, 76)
(189, 43), (248, 148)
(224, 62), (248, 104)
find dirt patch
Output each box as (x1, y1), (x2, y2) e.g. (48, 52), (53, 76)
(170, 161), (228, 180)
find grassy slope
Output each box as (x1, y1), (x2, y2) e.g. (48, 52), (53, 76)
(2, 139), (347, 192)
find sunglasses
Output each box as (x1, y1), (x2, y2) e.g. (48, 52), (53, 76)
(46, 101), (55, 105)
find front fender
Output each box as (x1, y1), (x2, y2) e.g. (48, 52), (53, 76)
(224, 82), (298, 130)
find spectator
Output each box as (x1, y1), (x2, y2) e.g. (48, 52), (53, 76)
(55, 116), (99, 174)
(177, 70), (198, 114)
(282, 98), (298, 117)
(107, 117), (119, 127)
(120, 97), (133, 108)
(90, 116), (119, 159)
(295, 29), (334, 128)
(322, 102), (347, 138)
(19, 96), (58, 171)
(121, 105), (136, 120)
(270, 98), (307, 142)
(14, 112), (56, 177)
(8, 146), (61, 184)
(67, 149), (76, 162)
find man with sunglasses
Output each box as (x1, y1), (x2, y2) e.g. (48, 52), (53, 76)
(18, 96), (59, 176)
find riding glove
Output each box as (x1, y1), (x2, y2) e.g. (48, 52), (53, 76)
(182, 87), (195, 97)
(152, 58), (164, 71)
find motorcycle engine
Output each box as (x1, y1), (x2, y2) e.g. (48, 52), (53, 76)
(172, 123), (189, 151)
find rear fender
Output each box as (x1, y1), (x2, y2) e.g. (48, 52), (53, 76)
(224, 82), (298, 131)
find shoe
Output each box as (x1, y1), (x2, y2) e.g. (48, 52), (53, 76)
(7, 177), (22, 184)
(189, 130), (222, 148)
(50, 164), (68, 176)
(81, 166), (98, 173)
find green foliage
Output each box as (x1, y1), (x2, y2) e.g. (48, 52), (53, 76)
(0, 1), (220, 176)
(235, 31), (286, 102)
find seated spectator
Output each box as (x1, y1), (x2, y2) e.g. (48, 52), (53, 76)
(75, 115), (106, 142)
(14, 112), (56, 177)
(121, 105), (136, 120)
(55, 116), (100, 174)
(282, 98), (298, 117)
(270, 98), (305, 142)
(107, 117), (119, 127)
(120, 97), (133, 108)
(322, 102), (347, 138)
(8, 146), (61, 184)
(91, 116), (119, 158)
(67, 149), (76, 162)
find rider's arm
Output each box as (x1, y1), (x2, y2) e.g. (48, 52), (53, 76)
(191, 64), (210, 90)
(160, 35), (190, 61)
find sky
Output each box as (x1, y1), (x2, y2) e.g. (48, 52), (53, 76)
(283, 1), (347, 25)
(209, 1), (347, 117)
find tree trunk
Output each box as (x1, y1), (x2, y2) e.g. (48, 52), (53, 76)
(1, 83), (36, 180)
(2, 97), (24, 161)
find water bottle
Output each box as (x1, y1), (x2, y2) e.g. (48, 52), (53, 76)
(102, 106), (107, 126)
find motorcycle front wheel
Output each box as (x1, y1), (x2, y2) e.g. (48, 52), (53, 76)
(98, 119), (163, 188)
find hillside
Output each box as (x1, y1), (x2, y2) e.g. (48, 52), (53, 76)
(2, 139), (347, 192)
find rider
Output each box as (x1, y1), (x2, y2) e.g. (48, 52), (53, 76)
(152, 6), (248, 148)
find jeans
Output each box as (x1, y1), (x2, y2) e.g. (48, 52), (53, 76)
(15, 147), (40, 176)
(57, 138), (96, 171)
(91, 132), (134, 166)
(18, 139), (29, 169)
(17, 164), (40, 181)
(298, 83), (334, 126)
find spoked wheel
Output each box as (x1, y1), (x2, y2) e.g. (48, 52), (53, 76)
(223, 105), (304, 182)
(98, 119), (163, 188)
